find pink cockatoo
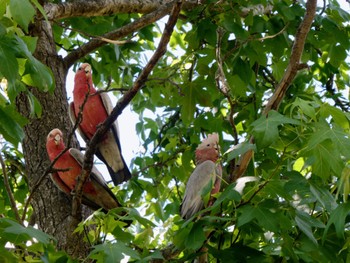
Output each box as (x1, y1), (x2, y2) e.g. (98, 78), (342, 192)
(181, 133), (222, 219)
(69, 63), (131, 186)
(46, 128), (120, 211)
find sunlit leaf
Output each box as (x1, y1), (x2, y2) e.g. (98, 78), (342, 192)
(9, 0), (35, 32)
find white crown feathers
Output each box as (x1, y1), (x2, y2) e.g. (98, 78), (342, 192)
(196, 133), (219, 150)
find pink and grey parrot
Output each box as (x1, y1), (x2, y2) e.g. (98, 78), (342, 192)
(181, 133), (222, 219)
(69, 63), (131, 186)
(46, 128), (120, 211)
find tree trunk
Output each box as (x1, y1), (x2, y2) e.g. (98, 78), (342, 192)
(16, 18), (91, 258)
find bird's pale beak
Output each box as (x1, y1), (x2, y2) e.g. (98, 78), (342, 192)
(54, 134), (61, 145)
(85, 64), (91, 74)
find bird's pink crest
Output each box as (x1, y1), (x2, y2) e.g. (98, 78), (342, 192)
(196, 133), (219, 150)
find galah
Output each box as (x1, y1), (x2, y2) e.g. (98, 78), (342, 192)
(181, 133), (222, 219)
(46, 128), (120, 211)
(69, 63), (131, 186)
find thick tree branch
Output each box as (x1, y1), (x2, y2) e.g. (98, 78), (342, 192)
(263, 0), (316, 114)
(231, 0), (317, 182)
(71, 0), (183, 220)
(64, 1), (177, 67)
(45, 0), (195, 21)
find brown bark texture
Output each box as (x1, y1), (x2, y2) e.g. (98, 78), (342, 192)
(15, 0), (191, 258)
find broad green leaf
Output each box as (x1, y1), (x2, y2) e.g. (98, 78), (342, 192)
(311, 140), (344, 179)
(320, 103), (349, 129)
(181, 84), (195, 125)
(213, 183), (241, 207)
(225, 142), (256, 162)
(0, 36), (19, 88)
(0, 218), (54, 245)
(0, 105), (27, 146)
(184, 221), (206, 251)
(9, 0), (35, 33)
(15, 36), (55, 92)
(329, 44), (347, 68)
(236, 205), (255, 227)
(251, 110), (300, 149)
(310, 183), (337, 211)
(173, 223), (191, 250)
(89, 242), (140, 262)
(134, 227), (153, 247)
(290, 98), (317, 121)
(7, 80), (26, 102)
(26, 91), (43, 118)
(323, 202), (350, 240)
(336, 166), (350, 202)
(0, 247), (17, 262)
(295, 210), (325, 245)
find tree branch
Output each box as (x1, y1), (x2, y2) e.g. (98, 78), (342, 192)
(230, 0), (317, 182)
(71, 0), (184, 220)
(64, 1), (178, 67)
(45, 0), (196, 21)
(263, 0), (316, 114)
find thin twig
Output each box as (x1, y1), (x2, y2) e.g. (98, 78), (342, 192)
(0, 153), (22, 224)
(71, 0), (184, 221)
(64, 1), (177, 68)
(55, 22), (134, 45)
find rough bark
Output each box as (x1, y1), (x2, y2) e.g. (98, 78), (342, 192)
(16, 18), (91, 258)
(15, 0), (195, 258)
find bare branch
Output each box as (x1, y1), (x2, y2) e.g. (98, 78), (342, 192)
(44, 0), (196, 21)
(64, 1), (177, 68)
(71, 0), (184, 220)
(263, 0), (317, 114)
(231, 0), (317, 182)
(0, 153), (22, 224)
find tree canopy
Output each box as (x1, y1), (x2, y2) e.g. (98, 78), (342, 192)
(0, 0), (350, 262)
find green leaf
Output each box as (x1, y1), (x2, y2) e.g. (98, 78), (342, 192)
(9, 0), (35, 33)
(225, 142), (256, 162)
(15, 36), (55, 92)
(323, 202), (350, 240)
(290, 98), (317, 121)
(0, 218), (54, 245)
(0, 36), (19, 89)
(0, 104), (27, 146)
(329, 44), (347, 68)
(181, 84), (195, 125)
(27, 91), (43, 118)
(89, 242), (140, 262)
(184, 221), (206, 251)
(295, 210), (325, 245)
(30, 0), (48, 22)
(310, 183), (337, 211)
(250, 110), (300, 149)
(213, 183), (241, 208)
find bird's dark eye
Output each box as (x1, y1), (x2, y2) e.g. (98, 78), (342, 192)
(207, 144), (210, 147)
(78, 67), (82, 70)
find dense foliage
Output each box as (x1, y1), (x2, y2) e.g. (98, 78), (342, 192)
(0, 0), (350, 262)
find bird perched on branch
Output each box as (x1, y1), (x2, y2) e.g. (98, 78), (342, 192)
(69, 63), (131, 186)
(181, 133), (222, 219)
(46, 128), (120, 211)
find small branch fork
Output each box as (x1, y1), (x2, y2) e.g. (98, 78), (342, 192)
(230, 0), (317, 182)
(63, 1), (178, 68)
(71, 0), (184, 220)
